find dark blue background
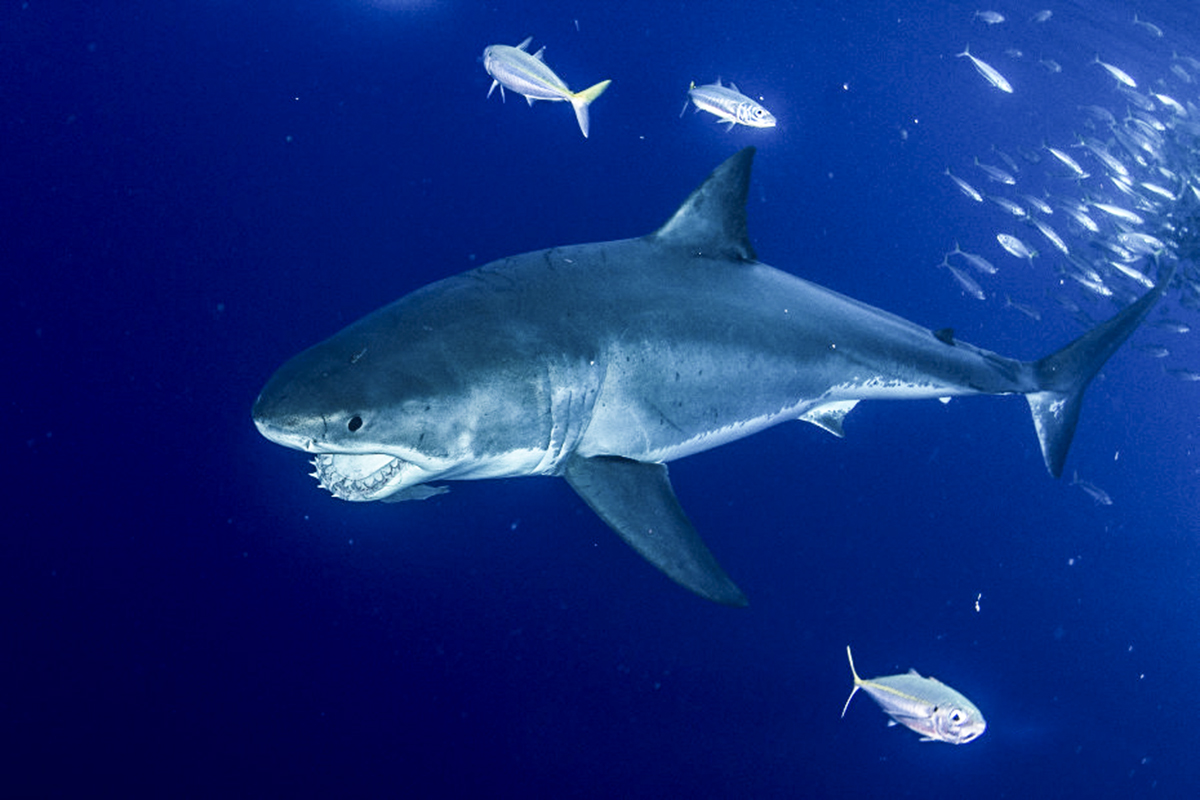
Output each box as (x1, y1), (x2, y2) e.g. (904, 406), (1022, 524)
(5, 1), (1198, 796)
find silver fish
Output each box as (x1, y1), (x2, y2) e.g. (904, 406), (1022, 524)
(938, 257), (986, 301)
(483, 37), (612, 138)
(974, 156), (1016, 185)
(1079, 137), (1131, 178)
(1169, 64), (1193, 84)
(1071, 471), (1113, 505)
(1005, 294), (1042, 321)
(949, 241), (998, 274)
(1154, 319), (1192, 334)
(1140, 181), (1178, 201)
(991, 146), (1021, 174)
(1093, 55), (1137, 88)
(989, 195), (1027, 218)
(1131, 14), (1163, 38)
(841, 646), (987, 745)
(1151, 93), (1188, 118)
(1020, 193), (1055, 215)
(683, 80), (776, 129)
(1044, 145), (1088, 178)
(958, 45), (1014, 93)
(1059, 204), (1100, 234)
(1134, 344), (1170, 358)
(974, 10), (1005, 24)
(945, 167), (983, 202)
(1090, 202), (1145, 226)
(1029, 217), (1069, 255)
(997, 233), (1037, 264)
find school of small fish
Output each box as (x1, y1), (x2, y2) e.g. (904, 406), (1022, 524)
(940, 11), (1200, 393)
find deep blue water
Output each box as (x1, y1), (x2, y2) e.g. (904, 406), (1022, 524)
(5, 1), (1199, 796)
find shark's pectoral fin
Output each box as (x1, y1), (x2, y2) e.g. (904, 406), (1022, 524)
(562, 454), (748, 607)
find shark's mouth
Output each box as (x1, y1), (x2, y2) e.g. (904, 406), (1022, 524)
(310, 453), (406, 501)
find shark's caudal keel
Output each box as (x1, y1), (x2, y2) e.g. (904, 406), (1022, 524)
(253, 148), (1170, 606)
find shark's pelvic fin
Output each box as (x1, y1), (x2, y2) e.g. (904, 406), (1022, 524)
(562, 454), (748, 607)
(651, 147), (757, 261)
(1027, 264), (1175, 477)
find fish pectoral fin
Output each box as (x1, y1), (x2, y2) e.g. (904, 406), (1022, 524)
(561, 454), (748, 607)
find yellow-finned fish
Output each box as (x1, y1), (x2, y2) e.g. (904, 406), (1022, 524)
(682, 80), (776, 129)
(841, 646), (986, 744)
(482, 37), (611, 138)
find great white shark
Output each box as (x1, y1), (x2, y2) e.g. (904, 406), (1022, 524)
(253, 148), (1170, 607)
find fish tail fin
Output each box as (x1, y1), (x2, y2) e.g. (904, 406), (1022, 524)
(569, 79), (612, 138)
(841, 645), (861, 718)
(1025, 264), (1173, 476)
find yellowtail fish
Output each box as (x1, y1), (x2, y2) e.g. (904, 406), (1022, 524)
(841, 646), (986, 744)
(482, 37), (612, 138)
(957, 44), (1013, 93)
(682, 80), (776, 129)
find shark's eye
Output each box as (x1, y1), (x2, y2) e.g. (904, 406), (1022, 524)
(348, 415), (363, 432)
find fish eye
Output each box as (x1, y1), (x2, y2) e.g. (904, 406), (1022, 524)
(348, 415), (363, 432)
(949, 709), (964, 723)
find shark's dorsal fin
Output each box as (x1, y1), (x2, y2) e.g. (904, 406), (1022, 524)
(651, 147), (757, 261)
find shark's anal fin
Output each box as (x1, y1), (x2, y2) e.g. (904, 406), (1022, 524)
(562, 454), (748, 607)
(800, 400), (859, 438)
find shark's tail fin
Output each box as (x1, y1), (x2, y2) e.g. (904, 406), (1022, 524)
(1026, 265), (1174, 476)
(569, 79), (612, 138)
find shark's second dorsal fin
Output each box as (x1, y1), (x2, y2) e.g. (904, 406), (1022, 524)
(651, 147), (757, 261)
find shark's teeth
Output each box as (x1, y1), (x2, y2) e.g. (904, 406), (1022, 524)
(309, 453), (403, 501)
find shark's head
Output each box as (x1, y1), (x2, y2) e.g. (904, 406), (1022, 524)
(253, 324), (449, 501)
(252, 293), (553, 502)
